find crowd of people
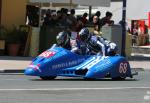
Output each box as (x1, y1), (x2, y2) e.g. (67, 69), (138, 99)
(42, 8), (114, 34)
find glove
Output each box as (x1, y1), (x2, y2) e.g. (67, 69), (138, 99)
(109, 43), (116, 50)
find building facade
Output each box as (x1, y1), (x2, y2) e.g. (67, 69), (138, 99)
(0, 0), (27, 29)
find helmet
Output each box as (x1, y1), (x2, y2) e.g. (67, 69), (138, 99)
(79, 28), (90, 42)
(56, 31), (69, 46)
(107, 43), (118, 56)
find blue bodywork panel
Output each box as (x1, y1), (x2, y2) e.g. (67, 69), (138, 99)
(24, 47), (133, 79)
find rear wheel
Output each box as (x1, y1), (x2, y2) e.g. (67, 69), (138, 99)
(40, 76), (57, 80)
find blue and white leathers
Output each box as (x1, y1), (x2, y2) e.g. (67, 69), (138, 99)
(87, 35), (106, 56)
(88, 35), (118, 56)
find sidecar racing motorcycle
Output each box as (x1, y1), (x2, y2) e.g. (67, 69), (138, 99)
(24, 47), (138, 80)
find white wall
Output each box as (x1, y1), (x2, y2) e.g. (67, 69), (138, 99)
(98, 2), (122, 24)
(127, 0), (150, 20)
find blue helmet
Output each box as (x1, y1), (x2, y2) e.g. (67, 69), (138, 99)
(79, 28), (90, 42)
(56, 31), (69, 46)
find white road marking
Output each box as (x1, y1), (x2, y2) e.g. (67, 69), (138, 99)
(0, 87), (150, 91)
(147, 91), (150, 94)
(143, 91), (150, 101)
(144, 95), (150, 100)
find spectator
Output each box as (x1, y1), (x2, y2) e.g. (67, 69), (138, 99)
(93, 24), (102, 36)
(59, 8), (70, 27)
(51, 12), (57, 26)
(89, 11), (101, 23)
(93, 15), (99, 25)
(95, 11), (101, 23)
(132, 21), (138, 46)
(99, 11), (113, 29)
(76, 18), (84, 32)
(92, 15), (102, 36)
(68, 9), (77, 27)
(42, 10), (52, 27)
(81, 12), (88, 26)
(55, 10), (62, 26)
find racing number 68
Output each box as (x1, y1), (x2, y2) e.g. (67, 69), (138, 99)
(119, 62), (128, 73)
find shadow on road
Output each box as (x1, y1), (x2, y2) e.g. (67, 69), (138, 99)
(29, 77), (138, 82)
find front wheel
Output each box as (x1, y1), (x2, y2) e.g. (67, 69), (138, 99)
(40, 76), (57, 80)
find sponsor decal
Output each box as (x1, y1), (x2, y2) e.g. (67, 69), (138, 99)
(52, 58), (84, 69)
(28, 64), (41, 72)
(39, 51), (56, 58)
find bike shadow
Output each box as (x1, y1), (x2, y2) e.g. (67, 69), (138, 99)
(30, 77), (139, 81)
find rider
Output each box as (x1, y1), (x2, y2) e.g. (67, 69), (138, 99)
(78, 28), (118, 56)
(97, 35), (118, 56)
(56, 31), (89, 55)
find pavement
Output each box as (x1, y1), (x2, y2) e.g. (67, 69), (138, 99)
(0, 56), (32, 73)
(0, 53), (150, 74)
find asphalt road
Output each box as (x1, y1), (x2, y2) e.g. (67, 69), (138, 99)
(0, 71), (150, 103)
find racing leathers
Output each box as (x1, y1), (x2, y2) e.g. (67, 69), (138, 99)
(87, 35), (105, 56)
(87, 34), (118, 56)
(72, 39), (89, 55)
(56, 31), (89, 55)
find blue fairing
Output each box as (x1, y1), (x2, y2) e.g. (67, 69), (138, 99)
(24, 47), (133, 79)
(25, 47), (90, 76)
(84, 56), (132, 79)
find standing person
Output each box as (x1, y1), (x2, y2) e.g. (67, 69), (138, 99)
(95, 11), (101, 23)
(132, 21), (139, 46)
(93, 15), (99, 25)
(92, 15), (102, 36)
(81, 12), (88, 26)
(68, 9), (77, 27)
(42, 10), (52, 27)
(99, 11), (114, 29)
(93, 24), (101, 36)
(89, 11), (101, 23)
(59, 8), (70, 27)
(67, 9), (78, 40)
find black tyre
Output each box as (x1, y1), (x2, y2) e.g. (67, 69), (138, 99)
(40, 76), (57, 80)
